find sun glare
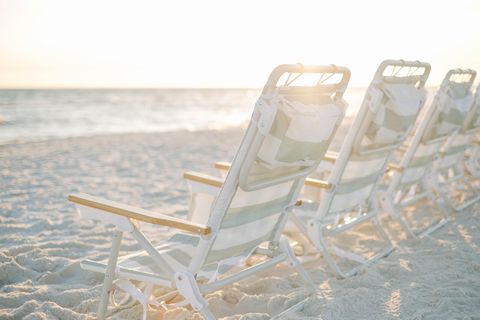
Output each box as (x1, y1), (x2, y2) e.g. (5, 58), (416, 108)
(0, 0), (479, 88)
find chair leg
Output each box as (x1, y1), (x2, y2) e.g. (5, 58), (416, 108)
(174, 271), (215, 320)
(380, 193), (421, 238)
(316, 230), (354, 278)
(98, 230), (123, 320)
(371, 215), (394, 247)
(279, 237), (316, 294)
(309, 216), (394, 278)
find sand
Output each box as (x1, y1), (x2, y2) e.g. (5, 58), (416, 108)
(1, 128), (479, 319)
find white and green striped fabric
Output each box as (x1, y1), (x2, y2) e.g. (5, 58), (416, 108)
(92, 232), (244, 283)
(361, 83), (426, 152)
(423, 84), (474, 142)
(257, 93), (345, 168)
(463, 88), (480, 133)
(329, 152), (387, 212)
(206, 89), (346, 265)
(395, 79), (474, 193)
(398, 141), (442, 187)
(205, 180), (294, 264)
(328, 83), (426, 213)
(437, 134), (471, 173)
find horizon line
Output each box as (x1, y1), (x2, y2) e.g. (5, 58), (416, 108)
(0, 85), (442, 90)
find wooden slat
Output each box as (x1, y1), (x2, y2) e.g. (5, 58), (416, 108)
(304, 177), (333, 189)
(68, 193), (211, 235)
(387, 163), (404, 172)
(214, 161), (231, 171)
(324, 151), (338, 163)
(183, 171), (223, 188)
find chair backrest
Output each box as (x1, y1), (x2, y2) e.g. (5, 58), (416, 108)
(390, 69), (476, 192)
(461, 82), (480, 134)
(196, 64), (350, 268)
(422, 69), (476, 143)
(318, 60), (430, 214)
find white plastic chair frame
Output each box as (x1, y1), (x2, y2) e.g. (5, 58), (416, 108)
(68, 63), (351, 320)
(294, 59), (431, 278)
(463, 84), (480, 178)
(428, 71), (479, 212)
(380, 69), (476, 238)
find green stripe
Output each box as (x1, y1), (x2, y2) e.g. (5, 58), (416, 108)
(205, 233), (271, 264)
(445, 144), (467, 156)
(381, 107), (417, 132)
(336, 170), (382, 195)
(221, 194), (290, 228)
(169, 233), (200, 246)
(399, 173), (425, 186)
(449, 84), (468, 99)
(166, 249), (192, 267)
(409, 154), (434, 167)
(270, 109), (290, 139)
(441, 106), (467, 126)
(349, 150), (390, 162)
(247, 162), (301, 184)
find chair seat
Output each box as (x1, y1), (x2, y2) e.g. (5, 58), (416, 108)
(82, 233), (248, 283)
(119, 233), (200, 275)
(82, 233), (200, 283)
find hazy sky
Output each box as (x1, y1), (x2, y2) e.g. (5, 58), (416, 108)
(0, 0), (479, 88)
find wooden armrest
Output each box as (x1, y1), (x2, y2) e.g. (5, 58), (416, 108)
(214, 161), (231, 171)
(387, 163), (404, 172)
(304, 177), (333, 190)
(324, 150), (339, 163)
(183, 171), (223, 188)
(68, 193), (211, 235)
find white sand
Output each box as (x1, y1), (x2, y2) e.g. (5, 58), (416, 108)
(1, 128), (479, 319)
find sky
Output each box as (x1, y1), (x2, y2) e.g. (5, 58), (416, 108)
(0, 0), (479, 88)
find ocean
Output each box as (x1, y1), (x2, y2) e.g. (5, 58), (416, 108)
(0, 87), (387, 145)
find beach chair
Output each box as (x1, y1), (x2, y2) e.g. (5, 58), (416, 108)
(217, 60), (430, 278)
(463, 84), (480, 178)
(291, 60), (430, 278)
(427, 73), (479, 211)
(380, 69), (476, 238)
(68, 64), (350, 320)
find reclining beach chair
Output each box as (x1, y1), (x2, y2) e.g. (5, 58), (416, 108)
(68, 64), (350, 320)
(380, 69), (476, 238)
(291, 60), (430, 278)
(427, 71), (479, 211)
(216, 60), (430, 278)
(463, 84), (480, 178)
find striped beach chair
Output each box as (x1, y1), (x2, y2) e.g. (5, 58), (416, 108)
(68, 64), (350, 320)
(463, 84), (480, 178)
(291, 60), (431, 278)
(428, 72), (479, 211)
(380, 69), (476, 238)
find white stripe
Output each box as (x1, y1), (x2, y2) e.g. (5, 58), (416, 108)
(401, 167), (427, 185)
(342, 157), (386, 180)
(230, 181), (293, 208)
(329, 184), (373, 212)
(212, 213), (281, 251)
(285, 103), (342, 142)
(414, 142), (441, 158)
